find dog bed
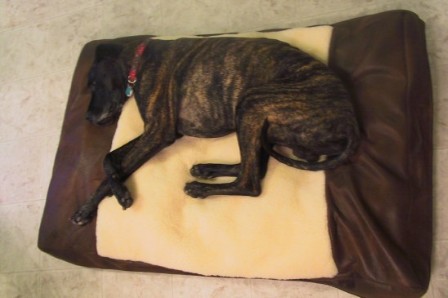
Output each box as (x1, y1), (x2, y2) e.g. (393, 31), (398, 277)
(97, 25), (337, 281)
(38, 10), (432, 298)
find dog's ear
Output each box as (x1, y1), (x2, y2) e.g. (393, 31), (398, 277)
(94, 44), (124, 62)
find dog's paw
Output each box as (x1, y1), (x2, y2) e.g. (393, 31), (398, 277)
(184, 181), (208, 198)
(117, 191), (133, 210)
(190, 164), (213, 179)
(190, 163), (240, 179)
(71, 205), (96, 226)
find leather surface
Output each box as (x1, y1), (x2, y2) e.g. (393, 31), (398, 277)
(318, 10), (433, 297)
(38, 10), (433, 297)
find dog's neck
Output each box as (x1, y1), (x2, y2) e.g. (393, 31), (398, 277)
(120, 37), (152, 98)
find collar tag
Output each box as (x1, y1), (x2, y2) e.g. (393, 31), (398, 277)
(125, 84), (134, 97)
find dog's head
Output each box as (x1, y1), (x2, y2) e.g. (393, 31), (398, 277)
(85, 44), (127, 125)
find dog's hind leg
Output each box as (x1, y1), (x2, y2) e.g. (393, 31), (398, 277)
(184, 101), (269, 198)
(190, 158), (270, 180)
(190, 164), (240, 179)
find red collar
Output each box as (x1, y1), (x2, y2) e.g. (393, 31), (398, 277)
(125, 38), (151, 97)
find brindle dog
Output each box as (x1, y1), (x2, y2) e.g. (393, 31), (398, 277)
(71, 37), (359, 225)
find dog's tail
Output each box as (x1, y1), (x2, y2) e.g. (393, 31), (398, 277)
(263, 125), (360, 171)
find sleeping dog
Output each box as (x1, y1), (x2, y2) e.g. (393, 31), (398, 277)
(72, 37), (360, 225)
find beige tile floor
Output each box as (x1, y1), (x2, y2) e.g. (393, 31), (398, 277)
(0, 0), (446, 297)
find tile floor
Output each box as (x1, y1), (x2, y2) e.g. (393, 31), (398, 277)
(0, 0), (446, 297)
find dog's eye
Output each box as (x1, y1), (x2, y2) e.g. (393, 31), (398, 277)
(87, 67), (97, 87)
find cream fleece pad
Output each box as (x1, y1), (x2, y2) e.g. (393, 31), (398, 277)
(96, 26), (338, 279)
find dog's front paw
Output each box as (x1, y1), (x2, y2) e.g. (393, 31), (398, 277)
(184, 181), (208, 199)
(117, 191), (133, 210)
(71, 204), (96, 226)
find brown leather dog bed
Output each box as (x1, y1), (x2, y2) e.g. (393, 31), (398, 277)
(38, 10), (432, 298)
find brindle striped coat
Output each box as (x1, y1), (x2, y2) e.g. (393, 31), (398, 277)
(73, 37), (359, 225)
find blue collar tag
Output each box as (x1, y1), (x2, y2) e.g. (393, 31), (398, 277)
(125, 84), (134, 97)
